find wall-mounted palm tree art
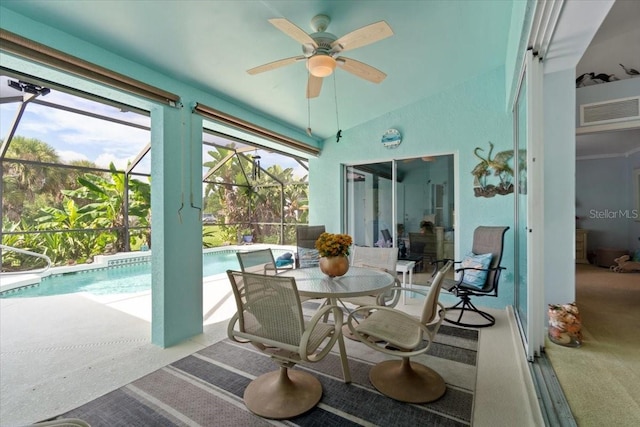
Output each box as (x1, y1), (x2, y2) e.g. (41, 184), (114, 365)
(471, 142), (526, 198)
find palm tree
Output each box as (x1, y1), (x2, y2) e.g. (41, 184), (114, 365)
(2, 136), (66, 222)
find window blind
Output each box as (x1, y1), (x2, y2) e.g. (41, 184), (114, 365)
(0, 29), (180, 106)
(193, 102), (320, 156)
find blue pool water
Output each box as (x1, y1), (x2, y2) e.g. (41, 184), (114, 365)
(1, 250), (250, 298)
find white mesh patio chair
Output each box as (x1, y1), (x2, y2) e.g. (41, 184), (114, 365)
(226, 270), (341, 419)
(346, 260), (453, 403)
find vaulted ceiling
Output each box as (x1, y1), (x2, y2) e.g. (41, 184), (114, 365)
(0, 1), (513, 141)
(3, 1), (637, 158)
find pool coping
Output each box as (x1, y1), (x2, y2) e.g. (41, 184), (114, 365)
(0, 244), (296, 294)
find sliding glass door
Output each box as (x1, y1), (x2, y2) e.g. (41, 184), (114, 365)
(514, 60), (529, 342)
(514, 50), (545, 361)
(344, 156), (455, 257)
(344, 162), (393, 247)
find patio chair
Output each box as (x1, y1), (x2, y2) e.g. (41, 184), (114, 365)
(295, 225), (325, 268)
(409, 231), (437, 268)
(346, 260), (453, 403)
(436, 225), (509, 328)
(226, 270), (341, 419)
(340, 246), (401, 339)
(381, 228), (392, 245)
(236, 248), (292, 275)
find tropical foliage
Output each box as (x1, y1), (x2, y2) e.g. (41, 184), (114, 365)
(2, 136), (309, 271)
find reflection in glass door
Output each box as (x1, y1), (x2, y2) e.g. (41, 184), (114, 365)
(344, 156), (455, 260)
(344, 163), (393, 247)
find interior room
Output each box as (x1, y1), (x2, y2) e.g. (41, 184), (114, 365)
(1, 1), (639, 426)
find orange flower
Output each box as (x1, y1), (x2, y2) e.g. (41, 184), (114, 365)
(315, 232), (353, 257)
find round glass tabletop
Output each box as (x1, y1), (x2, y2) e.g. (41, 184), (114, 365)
(279, 266), (395, 298)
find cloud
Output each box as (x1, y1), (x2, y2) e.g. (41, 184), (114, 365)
(94, 153), (130, 170)
(57, 150), (89, 163)
(14, 103), (149, 164)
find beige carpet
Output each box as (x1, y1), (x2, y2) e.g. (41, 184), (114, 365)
(545, 264), (640, 426)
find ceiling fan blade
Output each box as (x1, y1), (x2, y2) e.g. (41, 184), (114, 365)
(269, 18), (318, 48)
(247, 56), (305, 75)
(331, 21), (393, 52)
(336, 57), (387, 83)
(306, 74), (323, 98)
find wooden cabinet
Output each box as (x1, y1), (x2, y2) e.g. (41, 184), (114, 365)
(576, 229), (588, 264)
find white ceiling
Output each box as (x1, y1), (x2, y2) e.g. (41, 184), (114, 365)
(0, 0), (513, 141)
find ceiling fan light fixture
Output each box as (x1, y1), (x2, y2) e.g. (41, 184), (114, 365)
(307, 55), (336, 77)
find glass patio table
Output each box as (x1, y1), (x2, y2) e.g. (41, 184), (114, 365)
(278, 266), (395, 383)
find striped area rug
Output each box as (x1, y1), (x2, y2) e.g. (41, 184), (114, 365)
(60, 325), (478, 426)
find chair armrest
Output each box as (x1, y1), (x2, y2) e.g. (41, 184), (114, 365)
(452, 265), (506, 283)
(431, 258), (460, 276)
(226, 312), (256, 345)
(300, 303), (342, 362)
(375, 277), (403, 307)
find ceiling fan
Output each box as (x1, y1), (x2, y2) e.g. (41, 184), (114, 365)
(247, 14), (393, 98)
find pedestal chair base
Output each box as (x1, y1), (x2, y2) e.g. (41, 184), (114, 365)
(369, 359), (446, 403)
(244, 367), (322, 419)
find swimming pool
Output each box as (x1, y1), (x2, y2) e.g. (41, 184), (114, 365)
(0, 247), (293, 298)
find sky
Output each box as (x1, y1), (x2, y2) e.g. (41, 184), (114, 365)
(0, 75), (307, 179)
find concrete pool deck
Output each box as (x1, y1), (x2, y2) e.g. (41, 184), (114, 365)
(0, 274), (235, 426)
(1, 271), (541, 426)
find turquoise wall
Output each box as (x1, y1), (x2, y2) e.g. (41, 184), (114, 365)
(310, 67), (516, 309)
(504, 0), (532, 109)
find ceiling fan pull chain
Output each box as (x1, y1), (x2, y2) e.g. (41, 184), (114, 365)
(306, 80), (312, 137)
(334, 74), (342, 142)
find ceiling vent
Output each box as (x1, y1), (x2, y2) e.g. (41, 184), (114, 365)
(580, 96), (640, 126)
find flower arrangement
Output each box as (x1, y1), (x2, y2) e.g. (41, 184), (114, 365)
(315, 232), (353, 257)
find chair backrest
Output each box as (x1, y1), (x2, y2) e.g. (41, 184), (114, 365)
(350, 246), (400, 306)
(296, 225), (325, 268)
(409, 232), (437, 260)
(421, 260), (453, 324)
(381, 229), (392, 243)
(470, 226), (509, 291)
(350, 245), (398, 272)
(236, 249), (276, 274)
(227, 270), (305, 346)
